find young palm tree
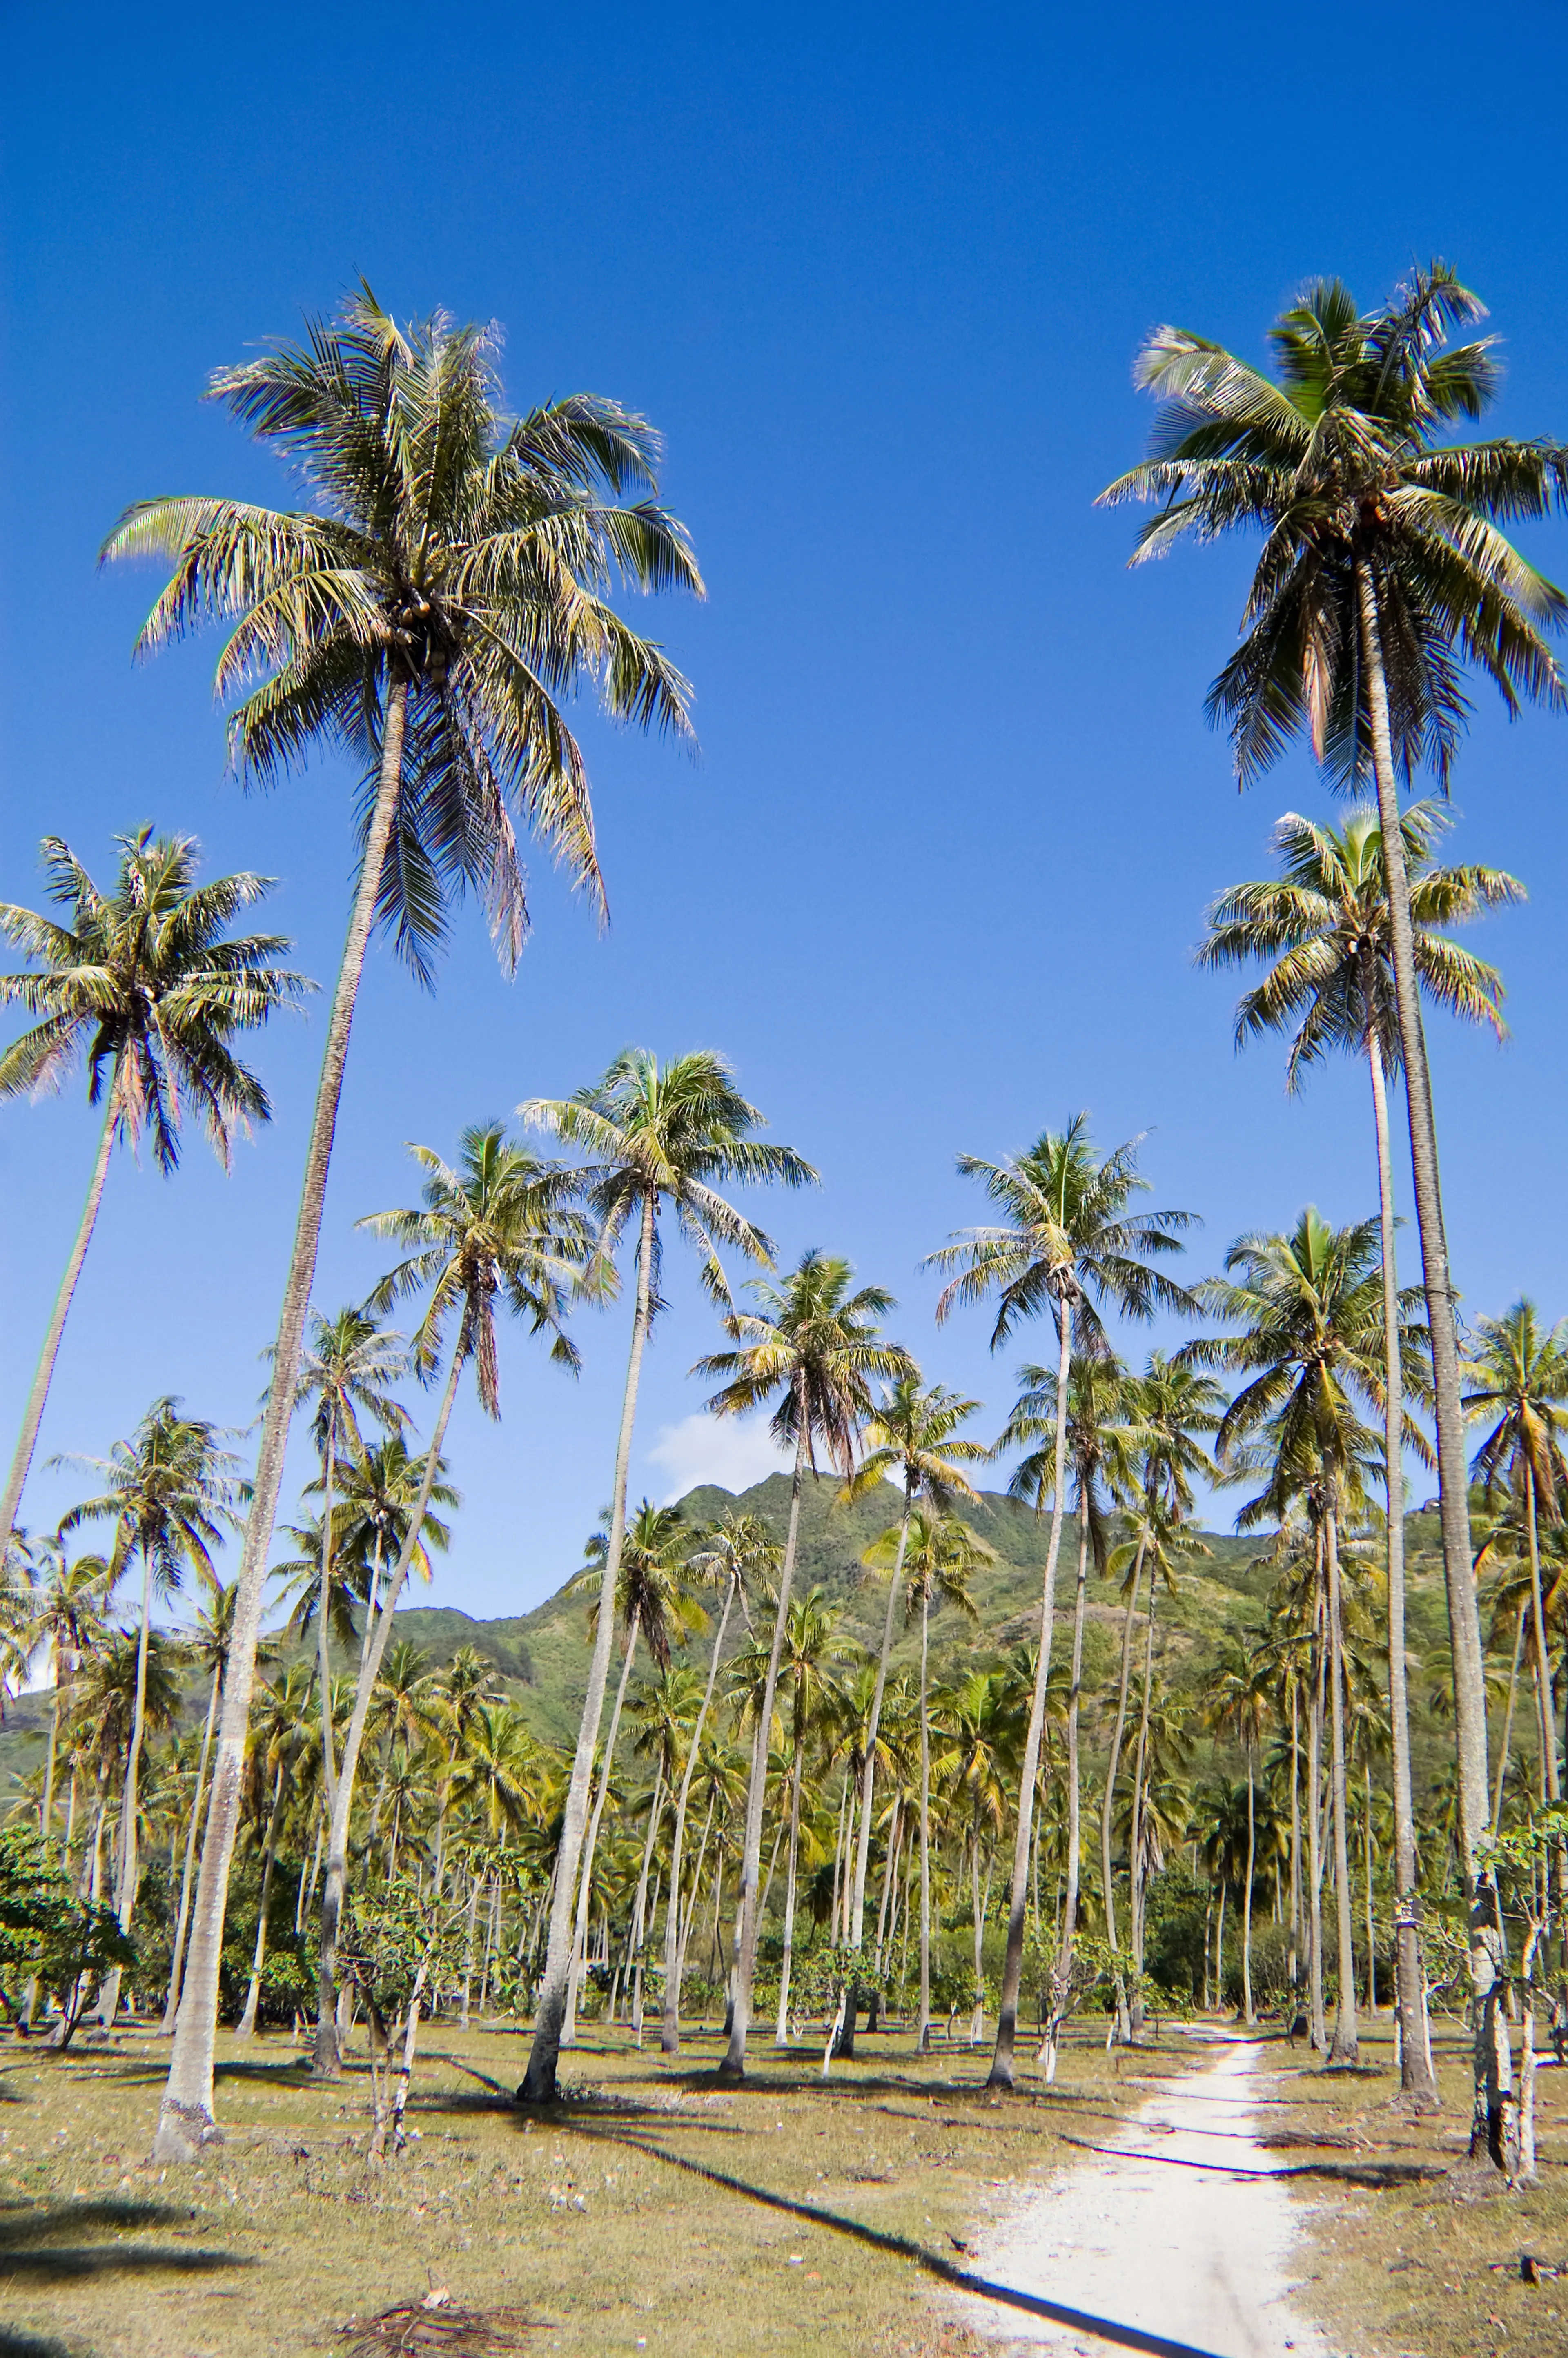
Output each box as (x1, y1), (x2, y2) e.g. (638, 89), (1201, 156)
(660, 1510), (778, 2053)
(0, 829), (306, 1562)
(837, 1378), (988, 2007)
(105, 292), (702, 2159)
(1102, 262), (1568, 1947)
(929, 1115), (1196, 2088)
(1192, 1209), (1431, 2067)
(698, 1249), (911, 2079)
(298, 1125), (583, 2072)
(61, 1400), (240, 2018)
(1199, 801), (1520, 2101)
(519, 1050), (813, 2102)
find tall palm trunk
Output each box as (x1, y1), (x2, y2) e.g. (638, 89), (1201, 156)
(316, 1436), (340, 1821)
(1325, 1511), (1360, 2065)
(99, 1547), (155, 2025)
(1357, 566), (1495, 2145)
(917, 1588), (934, 2053)
(522, 1193), (655, 2103)
(1493, 1606), (1526, 1835)
(988, 1289), (1073, 2090)
(153, 680), (409, 2163)
(0, 1085), (120, 1561)
(1288, 1680), (1302, 1999)
(1241, 1754), (1256, 2026)
(847, 1486), (911, 1954)
(628, 1763), (664, 2041)
(722, 1410), (810, 2080)
(1129, 1552), (1162, 2012)
(1366, 1028), (1439, 2101)
(564, 1623), (640, 2040)
(236, 1763), (286, 2039)
(1044, 1511), (1091, 2072)
(314, 1338), (465, 2073)
(661, 1576), (736, 2053)
(775, 1717), (806, 2044)
(1101, 1532), (1147, 2040)
(1307, 1552), (1327, 2052)
(160, 1663), (221, 2035)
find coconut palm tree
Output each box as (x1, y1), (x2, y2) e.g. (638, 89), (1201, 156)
(0, 829), (306, 1565)
(697, 1249), (910, 2079)
(234, 1662), (314, 2039)
(519, 1050), (814, 2102)
(60, 1400), (240, 2018)
(760, 1587), (852, 2043)
(928, 1115), (1196, 2088)
(329, 1435), (457, 1652)
(23, 1543), (111, 1837)
(104, 292), (703, 2160)
(430, 1648), (510, 1894)
(660, 1510), (778, 2052)
(1199, 801), (1521, 2100)
(1208, 1637), (1275, 2025)
(934, 1667), (1021, 2046)
(1101, 263), (1568, 1959)
(837, 1378), (988, 2006)
(862, 1509), (988, 2048)
(158, 1572), (242, 2034)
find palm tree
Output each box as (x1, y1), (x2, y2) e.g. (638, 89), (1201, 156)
(519, 1049), (813, 2102)
(837, 1378), (988, 2015)
(330, 1435), (457, 1650)
(1208, 1637), (1274, 2025)
(935, 1666), (1020, 2046)
(698, 1248), (910, 2078)
(430, 1648), (510, 1893)
(303, 1126), (579, 2072)
(158, 1572), (241, 2034)
(23, 1543), (111, 1838)
(60, 1399), (239, 2017)
(861, 1509), (987, 2048)
(0, 828), (306, 1562)
(234, 1663), (314, 2038)
(660, 1510), (778, 2053)
(929, 1114), (1196, 2088)
(1192, 1208), (1431, 2066)
(764, 1588), (852, 2043)
(1101, 263), (1568, 1966)
(1199, 801), (1520, 2101)
(104, 292), (703, 2160)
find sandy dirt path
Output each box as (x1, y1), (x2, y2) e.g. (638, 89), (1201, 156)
(957, 2035), (1331, 2358)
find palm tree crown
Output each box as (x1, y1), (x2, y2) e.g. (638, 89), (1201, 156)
(699, 1249), (913, 1473)
(1463, 1301), (1568, 1516)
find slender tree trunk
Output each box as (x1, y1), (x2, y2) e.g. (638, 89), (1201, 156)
(1241, 1755), (1256, 2026)
(662, 1576), (735, 2053)
(1288, 1680), (1301, 2000)
(848, 1486), (911, 1956)
(1325, 1512), (1360, 2065)
(523, 1191), (656, 2103)
(628, 1762), (664, 2043)
(775, 1723), (806, 2044)
(565, 1625), (639, 2037)
(1046, 1510), (1091, 2064)
(316, 1438), (339, 1821)
(159, 1663), (221, 2035)
(236, 1763), (285, 2039)
(1307, 1561), (1327, 2053)
(1357, 566), (1494, 2149)
(99, 1548), (155, 2026)
(152, 680), (409, 2162)
(0, 1087), (120, 1562)
(1101, 1532), (1146, 2040)
(918, 1589), (934, 2053)
(1494, 1605), (1526, 1834)
(1129, 1556), (1160, 2000)
(1364, 1763), (1377, 2015)
(721, 1414), (810, 2080)
(988, 1290), (1073, 2090)
(315, 1341), (464, 2074)
(1367, 1031), (1439, 2102)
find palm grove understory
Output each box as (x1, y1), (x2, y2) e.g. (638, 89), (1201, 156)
(2, 263), (1568, 2190)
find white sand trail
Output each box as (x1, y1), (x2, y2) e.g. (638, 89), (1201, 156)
(958, 2035), (1332, 2358)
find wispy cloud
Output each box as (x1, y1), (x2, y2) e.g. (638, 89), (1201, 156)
(644, 1413), (791, 1504)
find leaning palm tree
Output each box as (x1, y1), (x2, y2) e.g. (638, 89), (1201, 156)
(0, 828), (306, 1563)
(698, 1248), (911, 2079)
(1101, 263), (1568, 1985)
(60, 1399), (239, 2019)
(928, 1114), (1196, 2088)
(299, 1124), (585, 2072)
(518, 1049), (814, 2102)
(1199, 801), (1520, 2101)
(660, 1510), (779, 2052)
(104, 290), (703, 2159)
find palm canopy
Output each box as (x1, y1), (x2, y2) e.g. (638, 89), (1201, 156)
(361, 1123), (593, 1410)
(521, 1048), (816, 1313)
(862, 1507), (992, 1625)
(997, 1352), (1141, 1560)
(1099, 262), (1568, 786)
(841, 1376), (989, 1510)
(572, 1500), (703, 1673)
(1126, 1352), (1223, 1517)
(59, 1397), (241, 1598)
(1188, 1208), (1432, 1490)
(1198, 802), (1521, 1086)
(290, 1306), (409, 1465)
(0, 828), (310, 1171)
(1463, 1299), (1568, 1519)
(101, 287), (704, 978)
(929, 1113), (1196, 1353)
(697, 1248), (913, 1476)
(684, 1510), (781, 1630)
(326, 1435), (457, 1592)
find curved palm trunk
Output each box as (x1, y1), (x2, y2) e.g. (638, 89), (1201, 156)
(1129, 1556), (1160, 2014)
(775, 1721), (806, 2045)
(522, 1193), (655, 2103)
(988, 1292), (1073, 2091)
(1325, 1512), (1360, 2065)
(722, 1412), (810, 2080)
(564, 1624), (640, 2040)
(236, 1763), (286, 2039)
(661, 1579), (736, 2053)
(1101, 1533), (1147, 2042)
(1366, 1031), (1438, 2100)
(100, 1547), (155, 2026)
(0, 1087), (120, 1562)
(316, 1438), (340, 1820)
(153, 681), (409, 2162)
(314, 1339), (465, 2073)
(160, 1663), (221, 2034)
(1357, 568), (1494, 2142)
(917, 1590), (934, 2053)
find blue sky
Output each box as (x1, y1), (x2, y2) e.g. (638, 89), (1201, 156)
(3, 0), (1566, 1625)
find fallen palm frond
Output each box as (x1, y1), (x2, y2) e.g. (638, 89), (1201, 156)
(340, 2299), (549, 2358)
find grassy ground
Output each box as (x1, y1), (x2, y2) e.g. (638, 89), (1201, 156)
(1263, 2011), (1568, 2358)
(0, 2011), (1182, 2358)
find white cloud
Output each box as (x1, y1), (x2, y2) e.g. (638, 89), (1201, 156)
(645, 1413), (791, 1504)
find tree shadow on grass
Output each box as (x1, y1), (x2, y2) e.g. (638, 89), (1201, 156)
(0, 2326), (81, 2358)
(0, 2197), (253, 2286)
